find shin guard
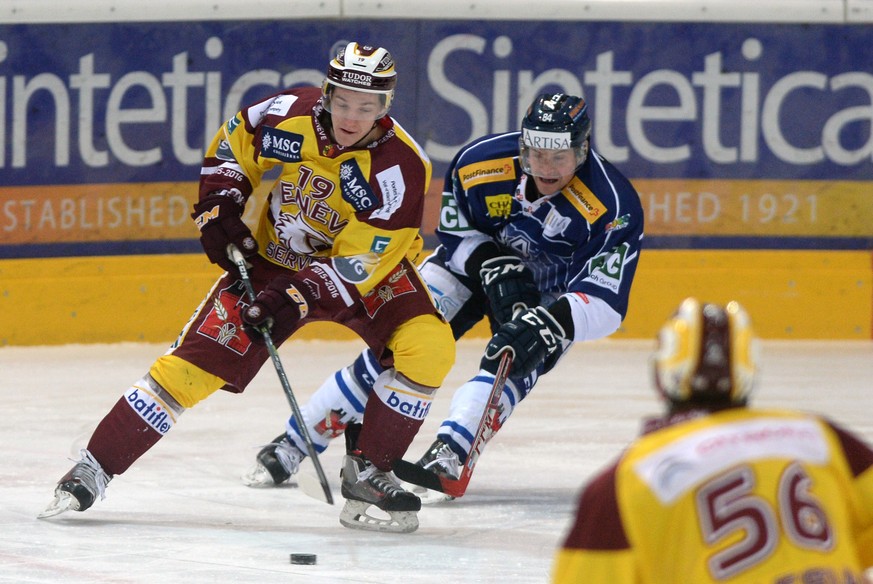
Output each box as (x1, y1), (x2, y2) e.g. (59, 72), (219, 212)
(357, 369), (436, 471)
(86, 375), (184, 476)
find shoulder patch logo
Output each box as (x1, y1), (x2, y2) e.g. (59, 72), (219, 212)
(215, 139), (236, 162)
(370, 236), (391, 254)
(484, 194), (513, 218)
(333, 255), (374, 284)
(458, 158), (516, 190)
(562, 178), (607, 224)
(588, 242), (630, 294)
(340, 160), (379, 212)
(261, 127), (303, 163)
(606, 214), (631, 233)
(224, 115), (241, 136)
(438, 193), (470, 233)
(371, 165), (406, 221)
(266, 94), (297, 117)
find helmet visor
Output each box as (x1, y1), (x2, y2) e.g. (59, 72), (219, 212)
(322, 82), (392, 121)
(519, 140), (587, 179)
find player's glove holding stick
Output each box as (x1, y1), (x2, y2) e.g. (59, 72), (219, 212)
(480, 306), (566, 378)
(479, 256), (540, 326)
(192, 193), (258, 274)
(242, 275), (311, 344)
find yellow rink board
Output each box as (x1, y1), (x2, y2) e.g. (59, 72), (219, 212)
(0, 250), (870, 346)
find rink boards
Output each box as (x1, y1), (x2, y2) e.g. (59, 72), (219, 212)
(1, 249), (870, 345)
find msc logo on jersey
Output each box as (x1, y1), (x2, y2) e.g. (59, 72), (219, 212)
(563, 178), (607, 224)
(458, 158), (516, 189)
(261, 127), (303, 163)
(484, 194), (513, 218)
(340, 160), (378, 211)
(588, 242), (631, 293)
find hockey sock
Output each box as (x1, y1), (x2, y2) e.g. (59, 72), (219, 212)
(438, 371), (521, 461)
(287, 349), (383, 453)
(86, 376), (184, 476)
(357, 369), (435, 471)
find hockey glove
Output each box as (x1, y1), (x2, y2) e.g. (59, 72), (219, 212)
(242, 275), (311, 344)
(480, 256), (540, 325)
(480, 306), (565, 378)
(192, 194), (258, 274)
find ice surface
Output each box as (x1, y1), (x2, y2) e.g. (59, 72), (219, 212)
(2, 338), (871, 583)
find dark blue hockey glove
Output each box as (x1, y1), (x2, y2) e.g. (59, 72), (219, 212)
(479, 256), (540, 326)
(480, 306), (566, 378)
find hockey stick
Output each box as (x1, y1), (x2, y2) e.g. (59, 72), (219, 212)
(228, 245), (334, 505)
(393, 351), (513, 498)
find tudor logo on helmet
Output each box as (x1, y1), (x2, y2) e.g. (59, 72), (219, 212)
(322, 42), (397, 120)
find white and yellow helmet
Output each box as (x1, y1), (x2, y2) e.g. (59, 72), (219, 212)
(322, 42), (397, 119)
(652, 298), (759, 409)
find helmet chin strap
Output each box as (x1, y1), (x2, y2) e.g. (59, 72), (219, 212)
(348, 120), (381, 148)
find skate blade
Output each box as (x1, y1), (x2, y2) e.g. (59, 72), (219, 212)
(37, 491), (78, 519)
(339, 499), (419, 534)
(242, 464), (280, 488)
(404, 482), (455, 505)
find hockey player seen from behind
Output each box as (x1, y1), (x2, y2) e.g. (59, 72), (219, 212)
(244, 92), (644, 501)
(553, 298), (873, 583)
(39, 42), (455, 534)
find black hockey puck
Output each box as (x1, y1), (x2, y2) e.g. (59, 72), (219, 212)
(290, 553), (317, 565)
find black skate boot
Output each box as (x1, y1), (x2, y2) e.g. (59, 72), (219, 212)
(407, 438), (460, 504)
(242, 433), (305, 487)
(417, 439), (461, 479)
(338, 423), (420, 533)
(38, 449), (112, 518)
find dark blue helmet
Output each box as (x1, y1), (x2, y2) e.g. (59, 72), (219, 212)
(521, 93), (591, 149)
(519, 93), (591, 175)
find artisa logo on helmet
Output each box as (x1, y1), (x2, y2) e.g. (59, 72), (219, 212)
(523, 129), (572, 149)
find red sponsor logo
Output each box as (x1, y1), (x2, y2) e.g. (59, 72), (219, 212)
(361, 264), (415, 318)
(196, 289), (252, 355)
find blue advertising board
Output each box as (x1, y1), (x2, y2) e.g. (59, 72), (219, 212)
(0, 20), (871, 256)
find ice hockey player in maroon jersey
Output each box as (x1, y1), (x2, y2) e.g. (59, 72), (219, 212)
(38, 42), (455, 534)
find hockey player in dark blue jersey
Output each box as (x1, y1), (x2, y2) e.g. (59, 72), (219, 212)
(244, 93), (645, 500)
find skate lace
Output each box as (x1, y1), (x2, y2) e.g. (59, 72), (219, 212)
(359, 464), (405, 496)
(75, 449), (110, 501)
(422, 442), (460, 478)
(273, 440), (303, 475)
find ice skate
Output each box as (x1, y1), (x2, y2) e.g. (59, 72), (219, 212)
(38, 449), (111, 519)
(339, 453), (421, 533)
(242, 433), (304, 487)
(408, 439), (459, 504)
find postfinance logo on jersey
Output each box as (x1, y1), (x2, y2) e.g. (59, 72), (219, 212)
(563, 178), (607, 223)
(459, 158), (516, 189)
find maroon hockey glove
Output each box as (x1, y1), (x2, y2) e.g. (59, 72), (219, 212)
(479, 256), (540, 326)
(242, 274), (311, 344)
(191, 194), (258, 274)
(480, 306), (565, 378)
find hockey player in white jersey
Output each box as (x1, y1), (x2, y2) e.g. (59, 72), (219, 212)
(244, 92), (644, 499)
